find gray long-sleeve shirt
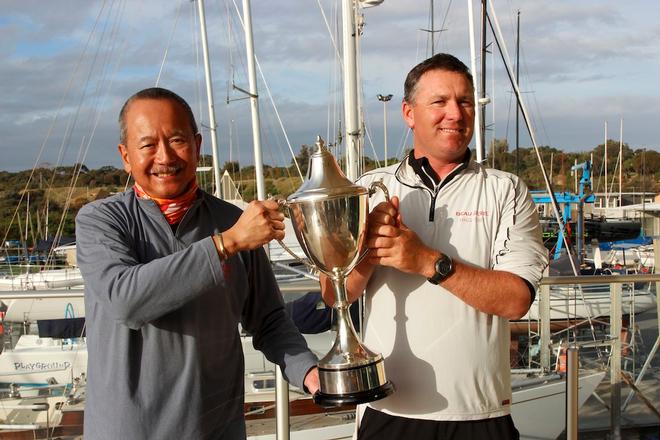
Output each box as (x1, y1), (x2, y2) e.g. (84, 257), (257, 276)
(76, 189), (317, 439)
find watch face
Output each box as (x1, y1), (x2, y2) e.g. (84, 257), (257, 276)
(429, 254), (453, 284)
(436, 257), (452, 276)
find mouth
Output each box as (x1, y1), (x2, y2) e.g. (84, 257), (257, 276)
(150, 167), (181, 178)
(439, 127), (464, 134)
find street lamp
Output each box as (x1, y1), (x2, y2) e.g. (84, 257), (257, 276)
(377, 93), (393, 166)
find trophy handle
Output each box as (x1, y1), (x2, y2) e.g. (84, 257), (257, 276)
(367, 180), (390, 202)
(273, 198), (318, 271)
(353, 180), (391, 267)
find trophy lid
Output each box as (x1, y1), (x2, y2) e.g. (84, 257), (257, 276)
(287, 136), (367, 203)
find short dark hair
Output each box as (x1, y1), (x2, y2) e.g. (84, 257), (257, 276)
(118, 87), (198, 144)
(403, 53), (474, 104)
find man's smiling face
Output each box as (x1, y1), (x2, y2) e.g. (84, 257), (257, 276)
(403, 69), (475, 167)
(118, 98), (201, 199)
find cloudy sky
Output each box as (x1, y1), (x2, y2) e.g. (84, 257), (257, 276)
(2, 0), (659, 173)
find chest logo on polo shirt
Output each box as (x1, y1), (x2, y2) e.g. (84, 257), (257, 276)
(454, 210), (490, 223)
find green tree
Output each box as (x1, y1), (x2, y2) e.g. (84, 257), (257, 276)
(291, 144), (311, 177)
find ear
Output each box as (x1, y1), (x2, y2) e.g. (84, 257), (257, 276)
(118, 144), (131, 173)
(402, 100), (415, 129)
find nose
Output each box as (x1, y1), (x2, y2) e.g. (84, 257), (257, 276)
(445, 100), (463, 121)
(155, 140), (176, 163)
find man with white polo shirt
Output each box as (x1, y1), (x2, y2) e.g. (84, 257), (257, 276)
(321, 53), (547, 439)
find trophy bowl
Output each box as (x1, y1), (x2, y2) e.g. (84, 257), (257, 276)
(282, 137), (394, 407)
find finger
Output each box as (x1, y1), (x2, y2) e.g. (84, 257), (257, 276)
(262, 199), (280, 210)
(271, 220), (286, 231)
(367, 254), (395, 267)
(391, 196), (400, 210)
(373, 202), (397, 217)
(366, 237), (394, 249)
(369, 224), (398, 237)
(369, 213), (393, 226)
(267, 210), (285, 221)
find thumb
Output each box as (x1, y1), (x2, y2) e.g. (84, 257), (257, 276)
(390, 196), (402, 227)
(391, 196), (400, 211)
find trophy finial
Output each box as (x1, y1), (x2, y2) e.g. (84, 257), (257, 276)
(315, 135), (326, 152)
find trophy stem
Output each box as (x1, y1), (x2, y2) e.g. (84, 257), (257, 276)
(331, 274), (349, 305)
(330, 275), (360, 348)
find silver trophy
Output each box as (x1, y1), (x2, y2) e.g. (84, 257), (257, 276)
(278, 136), (394, 407)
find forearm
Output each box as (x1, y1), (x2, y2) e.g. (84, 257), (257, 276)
(251, 306), (318, 388)
(419, 251), (532, 320)
(242, 248), (318, 390)
(448, 262), (532, 319)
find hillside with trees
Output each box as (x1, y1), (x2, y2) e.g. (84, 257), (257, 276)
(1, 143), (658, 247)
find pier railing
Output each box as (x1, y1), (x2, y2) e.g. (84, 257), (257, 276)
(537, 273), (660, 440)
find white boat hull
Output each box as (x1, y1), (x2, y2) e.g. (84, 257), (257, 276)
(0, 335), (87, 386)
(0, 268), (84, 291)
(512, 371), (606, 440)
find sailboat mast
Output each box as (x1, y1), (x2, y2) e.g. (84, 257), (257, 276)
(242, 0), (266, 201)
(342, 0), (361, 181)
(467, 0), (484, 162)
(604, 121), (608, 208)
(196, 0), (222, 198)
(515, 10), (520, 175)
(430, 0), (435, 55)
(25, 192), (30, 250)
(45, 197), (49, 240)
(479, 0), (487, 160)
(619, 118), (623, 207)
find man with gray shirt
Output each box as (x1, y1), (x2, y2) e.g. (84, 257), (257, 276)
(76, 87), (319, 439)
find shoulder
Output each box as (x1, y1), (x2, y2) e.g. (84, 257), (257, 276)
(75, 191), (139, 240)
(77, 191), (134, 220)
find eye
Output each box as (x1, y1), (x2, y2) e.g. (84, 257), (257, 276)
(170, 137), (187, 145)
(139, 143), (155, 149)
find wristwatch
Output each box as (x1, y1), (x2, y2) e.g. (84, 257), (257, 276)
(427, 254), (454, 285)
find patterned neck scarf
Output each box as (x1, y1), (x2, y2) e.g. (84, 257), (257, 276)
(134, 180), (199, 225)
